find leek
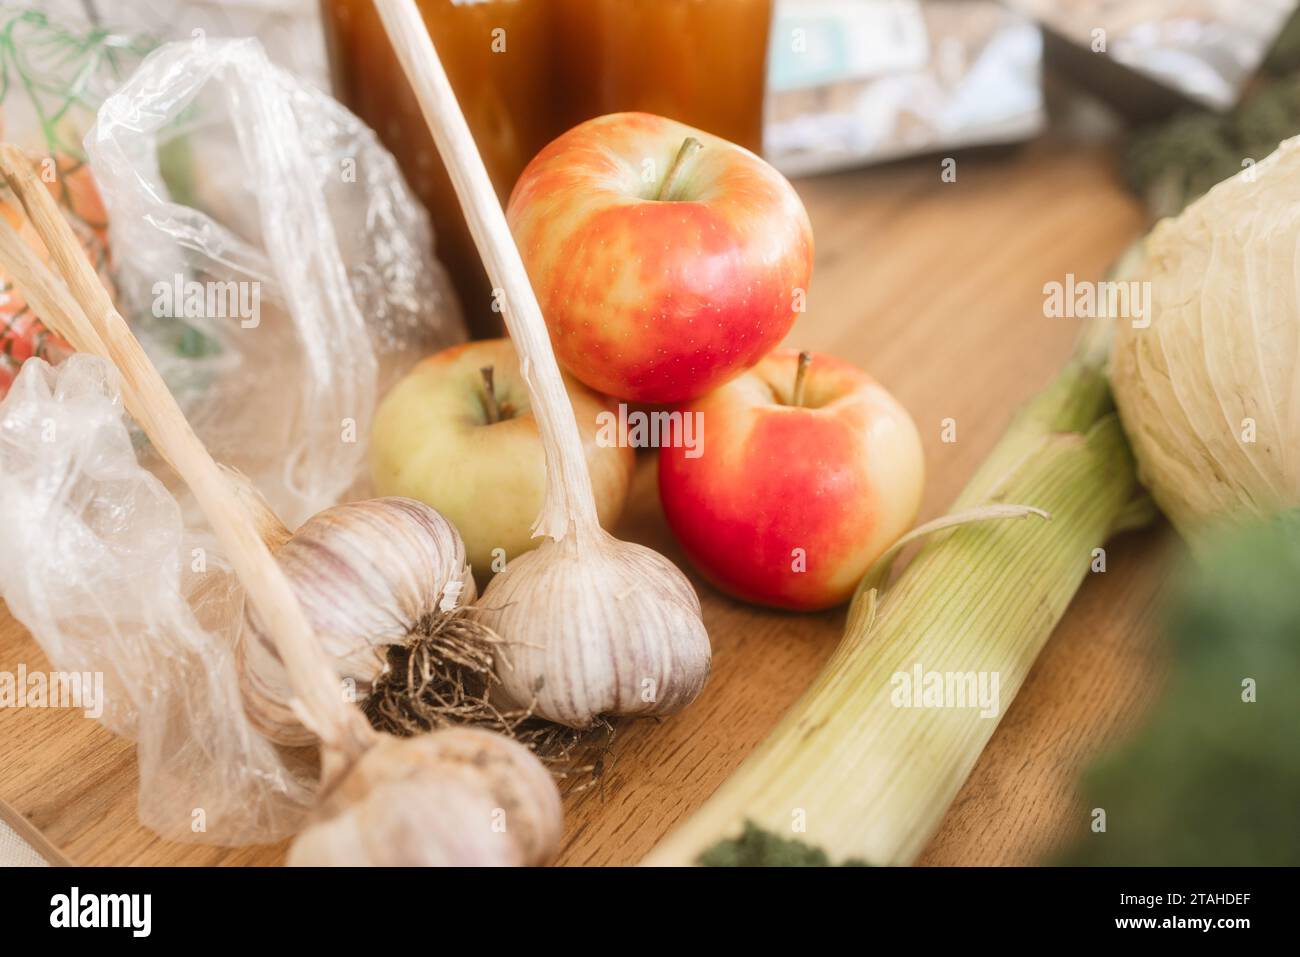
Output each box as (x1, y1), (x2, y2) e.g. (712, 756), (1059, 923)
(644, 327), (1150, 865)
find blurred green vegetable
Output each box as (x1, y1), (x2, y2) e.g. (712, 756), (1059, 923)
(1125, 9), (1300, 220)
(698, 821), (866, 867)
(1058, 512), (1300, 866)
(1123, 113), (1242, 219)
(1124, 77), (1300, 218)
(1234, 76), (1300, 160)
(1263, 8), (1300, 76)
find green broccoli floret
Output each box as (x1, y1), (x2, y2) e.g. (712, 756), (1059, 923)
(1123, 113), (1241, 219)
(697, 821), (869, 867)
(1232, 76), (1300, 164)
(1124, 28), (1300, 221)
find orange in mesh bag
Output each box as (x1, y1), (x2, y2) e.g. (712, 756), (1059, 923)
(0, 158), (107, 394)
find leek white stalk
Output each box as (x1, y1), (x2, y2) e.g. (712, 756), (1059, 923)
(644, 326), (1149, 865)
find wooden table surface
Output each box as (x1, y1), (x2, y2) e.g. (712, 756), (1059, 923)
(0, 138), (1171, 867)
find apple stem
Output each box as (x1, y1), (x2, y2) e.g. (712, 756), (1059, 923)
(656, 136), (704, 201)
(481, 366), (502, 424)
(792, 351), (812, 408)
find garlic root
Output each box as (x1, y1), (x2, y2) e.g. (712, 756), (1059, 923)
(237, 496), (478, 745)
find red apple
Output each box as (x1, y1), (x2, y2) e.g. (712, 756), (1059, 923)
(658, 350), (924, 611)
(506, 112), (814, 404)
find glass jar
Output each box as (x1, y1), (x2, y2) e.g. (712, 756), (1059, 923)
(322, 0), (555, 335)
(552, 0), (772, 154)
(321, 0), (773, 334)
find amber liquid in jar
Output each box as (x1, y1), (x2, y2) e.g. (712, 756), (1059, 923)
(322, 0), (555, 335)
(322, 0), (773, 333)
(552, 0), (772, 154)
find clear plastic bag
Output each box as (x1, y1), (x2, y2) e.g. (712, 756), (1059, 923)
(0, 355), (315, 843)
(0, 31), (465, 846)
(87, 35), (464, 525)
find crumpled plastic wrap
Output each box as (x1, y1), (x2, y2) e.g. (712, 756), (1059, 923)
(0, 355), (315, 844)
(88, 35), (463, 526)
(0, 26), (466, 847)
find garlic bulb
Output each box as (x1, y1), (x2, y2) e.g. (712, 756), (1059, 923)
(239, 497), (476, 744)
(288, 728), (562, 866)
(475, 529), (710, 728)
(1111, 135), (1300, 539)
(375, 0), (713, 730)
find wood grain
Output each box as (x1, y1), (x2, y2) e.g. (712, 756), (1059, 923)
(0, 139), (1169, 866)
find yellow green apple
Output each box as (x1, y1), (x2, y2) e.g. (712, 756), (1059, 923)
(371, 338), (635, 581)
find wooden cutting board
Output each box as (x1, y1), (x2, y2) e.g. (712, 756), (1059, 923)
(0, 139), (1170, 866)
